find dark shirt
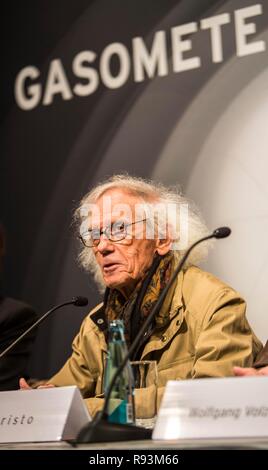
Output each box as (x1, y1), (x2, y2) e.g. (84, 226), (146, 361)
(0, 297), (37, 391)
(253, 340), (268, 368)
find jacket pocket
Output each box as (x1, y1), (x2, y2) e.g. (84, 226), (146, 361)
(158, 355), (195, 384)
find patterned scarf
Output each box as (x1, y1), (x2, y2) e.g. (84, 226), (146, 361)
(105, 252), (174, 349)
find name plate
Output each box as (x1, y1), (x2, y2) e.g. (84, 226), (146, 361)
(0, 386), (91, 443)
(153, 377), (268, 440)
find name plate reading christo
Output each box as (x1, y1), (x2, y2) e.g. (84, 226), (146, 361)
(0, 386), (91, 443)
(153, 376), (268, 440)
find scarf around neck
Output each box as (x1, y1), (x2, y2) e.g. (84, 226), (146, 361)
(105, 252), (175, 351)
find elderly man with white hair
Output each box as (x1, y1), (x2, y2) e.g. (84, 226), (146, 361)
(20, 175), (262, 415)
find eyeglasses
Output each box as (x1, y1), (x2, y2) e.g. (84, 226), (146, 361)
(79, 219), (147, 247)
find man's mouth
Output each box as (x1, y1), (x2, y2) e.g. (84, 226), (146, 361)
(103, 263), (120, 273)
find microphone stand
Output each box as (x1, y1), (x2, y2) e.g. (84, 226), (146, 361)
(76, 227), (231, 443)
(0, 297), (88, 359)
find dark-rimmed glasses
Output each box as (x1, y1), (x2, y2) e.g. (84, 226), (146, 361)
(79, 219), (147, 247)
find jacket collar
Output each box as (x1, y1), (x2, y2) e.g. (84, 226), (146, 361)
(90, 303), (107, 332)
(165, 270), (184, 317)
(90, 269), (185, 330)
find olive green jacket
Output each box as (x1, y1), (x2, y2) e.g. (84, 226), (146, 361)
(49, 266), (262, 417)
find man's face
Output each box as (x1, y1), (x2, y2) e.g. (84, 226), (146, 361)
(90, 189), (158, 297)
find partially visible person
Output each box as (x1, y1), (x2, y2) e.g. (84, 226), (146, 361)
(234, 340), (268, 376)
(0, 223), (37, 391)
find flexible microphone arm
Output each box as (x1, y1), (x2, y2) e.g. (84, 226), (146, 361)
(76, 227), (231, 442)
(100, 226), (231, 420)
(0, 296), (88, 359)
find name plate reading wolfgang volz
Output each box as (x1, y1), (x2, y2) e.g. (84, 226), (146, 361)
(153, 376), (268, 440)
(0, 386), (91, 443)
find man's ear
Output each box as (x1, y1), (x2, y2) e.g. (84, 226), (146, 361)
(155, 237), (172, 256)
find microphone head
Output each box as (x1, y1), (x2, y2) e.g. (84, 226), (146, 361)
(73, 296), (88, 306)
(213, 227), (231, 239)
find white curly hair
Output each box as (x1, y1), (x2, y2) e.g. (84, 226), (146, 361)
(74, 174), (212, 290)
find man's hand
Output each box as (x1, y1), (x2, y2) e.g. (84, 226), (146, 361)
(233, 366), (268, 377)
(19, 377), (32, 389)
(19, 377), (55, 389)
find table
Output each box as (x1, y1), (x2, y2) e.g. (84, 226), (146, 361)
(1, 437), (268, 450)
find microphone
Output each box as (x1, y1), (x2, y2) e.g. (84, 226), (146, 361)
(0, 296), (88, 359)
(213, 227), (231, 239)
(76, 227), (231, 443)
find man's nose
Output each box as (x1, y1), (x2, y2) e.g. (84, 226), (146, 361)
(96, 233), (113, 252)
